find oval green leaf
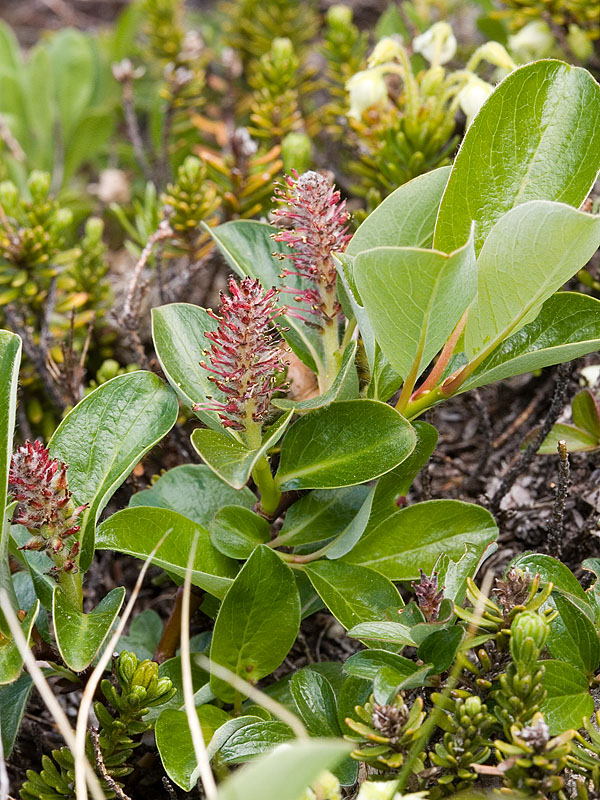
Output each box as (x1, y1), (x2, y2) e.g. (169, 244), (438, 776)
(191, 410), (293, 490)
(49, 371), (179, 570)
(464, 202), (600, 360)
(275, 400), (416, 491)
(343, 499), (498, 581)
(210, 506), (271, 560)
(53, 586), (125, 672)
(434, 60), (600, 254)
(96, 507), (238, 598)
(209, 545), (300, 702)
(347, 167), (451, 255)
(156, 704), (231, 790)
(152, 303), (223, 430)
(354, 236), (476, 381)
(541, 659), (594, 735)
(462, 292), (600, 392)
(303, 561), (401, 631)
(129, 464), (256, 526)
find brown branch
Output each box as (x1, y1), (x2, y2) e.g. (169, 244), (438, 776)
(120, 218), (174, 366)
(90, 728), (132, 800)
(489, 363), (573, 517)
(547, 439), (570, 558)
(153, 586), (203, 664)
(4, 304), (66, 412)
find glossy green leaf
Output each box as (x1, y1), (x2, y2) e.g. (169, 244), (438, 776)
(436, 542), (497, 606)
(462, 293), (600, 392)
(0, 670), (33, 756)
(355, 236), (476, 381)
(540, 660), (594, 735)
(49, 371), (178, 570)
(210, 546), (300, 702)
(434, 60), (600, 254)
(336, 253), (402, 402)
(129, 465), (255, 526)
(337, 675), (371, 734)
(273, 340), (358, 411)
(275, 486), (369, 547)
(275, 401), (416, 491)
(290, 668), (340, 736)
(96, 507), (238, 598)
(53, 586), (125, 672)
(210, 507), (271, 559)
(533, 422), (599, 455)
(206, 715), (265, 760)
(152, 303), (223, 429)
(546, 593), (600, 675)
(0, 600), (39, 685)
(343, 650), (421, 680)
(343, 500), (497, 581)
(218, 720), (293, 763)
(216, 739), (352, 800)
(418, 626), (463, 674)
(156, 704), (231, 790)
(347, 167), (451, 255)
(464, 202), (600, 360)
(304, 562), (401, 631)
(324, 485), (376, 559)
(367, 421), (438, 532)
(572, 389), (600, 437)
(145, 656), (211, 722)
(512, 553), (591, 613)
(191, 411), (293, 490)
(373, 664), (432, 703)
(0, 331), (21, 630)
(345, 621), (415, 647)
(208, 220), (325, 372)
(582, 558), (600, 625)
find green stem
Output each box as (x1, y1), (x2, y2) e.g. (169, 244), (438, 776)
(322, 319), (341, 390)
(246, 418), (281, 517)
(57, 567), (83, 610)
(252, 457), (281, 517)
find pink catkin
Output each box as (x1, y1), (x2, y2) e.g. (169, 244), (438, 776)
(272, 170), (351, 325)
(195, 276), (285, 430)
(9, 440), (86, 546)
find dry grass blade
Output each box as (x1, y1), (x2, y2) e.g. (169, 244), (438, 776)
(181, 534), (218, 800)
(74, 530), (172, 800)
(0, 590), (105, 800)
(194, 655), (308, 740)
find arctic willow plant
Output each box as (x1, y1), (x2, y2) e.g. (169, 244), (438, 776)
(2, 56), (600, 799)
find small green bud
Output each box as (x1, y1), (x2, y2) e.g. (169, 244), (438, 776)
(464, 695), (482, 717)
(132, 659), (159, 692)
(27, 170), (51, 200)
(116, 650), (138, 687)
(85, 216), (104, 243)
(271, 37), (294, 61)
(96, 359), (121, 384)
(327, 4), (353, 29)
(0, 180), (18, 212)
(181, 155), (203, 182)
(281, 132), (312, 174)
(126, 685), (148, 711)
(510, 611), (549, 668)
(567, 24), (593, 61)
(53, 208), (73, 230)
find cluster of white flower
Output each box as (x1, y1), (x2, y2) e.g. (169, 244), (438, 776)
(345, 22), (518, 128)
